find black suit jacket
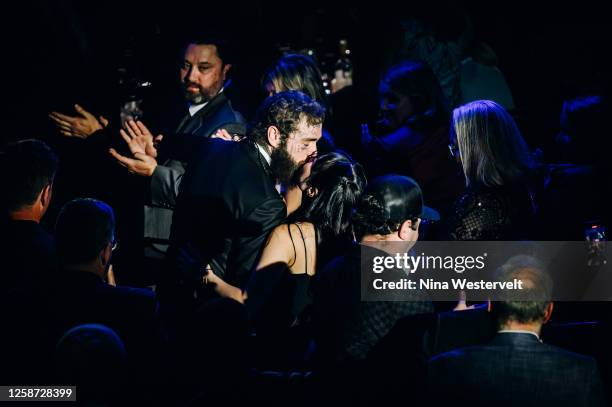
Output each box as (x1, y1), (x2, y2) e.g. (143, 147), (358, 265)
(0, 220), (57, 384)
(145, 92), (246, 255)
(429, 332), (605, 407)
(169, 139), (286, 289)
(47, 270), (162, 382)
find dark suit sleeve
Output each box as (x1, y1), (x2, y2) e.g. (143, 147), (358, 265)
(585, 359), (606, 407)
(230, 197), (286, 287)
(150, 159), (186, 209)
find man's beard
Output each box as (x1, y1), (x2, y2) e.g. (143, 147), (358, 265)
(182, 82), (213, 104)
(270, 143), (301, 186)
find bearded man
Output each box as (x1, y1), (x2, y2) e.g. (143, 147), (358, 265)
(166, 91), (323, 300)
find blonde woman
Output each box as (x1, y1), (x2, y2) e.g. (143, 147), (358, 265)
(446, 100), (537, 240)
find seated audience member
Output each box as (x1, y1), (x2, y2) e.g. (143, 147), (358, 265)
(361, 60), (465, 215)
(245, 152), (366, 367)
(429, 256), (605, 407)
(0, 139), (58, 290)
(260, 53), (336, 154)
(445, 100), (538, 240)
(50, 198), (161, 385)
(0, 139), (58, 384)
(313, 175), (437, 406)
(55, 324), (127, 405)
(314, 175), (437, 365)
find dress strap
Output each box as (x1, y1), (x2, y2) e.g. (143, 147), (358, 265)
(293, 223), (309, 275)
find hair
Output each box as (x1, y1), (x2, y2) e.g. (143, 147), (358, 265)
(492, 255), (553, 327)
(249, 91), (325, 146)
(352, 175), (423, 238)
(55, 324), (127, 399)
(0, 139), (58, 213)
(301, 152), (366, 241)
(182, 35), (235, 66)
(452, 100), (534, 188)
(380, 60), (450, 128)
(55, 199), (115, 265)
(262, 54), (329, 110)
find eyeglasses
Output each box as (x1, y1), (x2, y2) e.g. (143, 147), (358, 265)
(110, 239), (118, 252)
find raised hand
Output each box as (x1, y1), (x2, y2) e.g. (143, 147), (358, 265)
(49, 104), (109, 139)
(453, 290), (476, 312)
(109, 148), (158, 177)
(120, 120), (163, 158)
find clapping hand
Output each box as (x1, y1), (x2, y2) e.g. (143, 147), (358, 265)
(109, 120), (163, 177)
(49, 104), (109, 139)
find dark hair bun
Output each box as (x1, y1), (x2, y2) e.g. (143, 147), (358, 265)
(352, 194), (393, 236)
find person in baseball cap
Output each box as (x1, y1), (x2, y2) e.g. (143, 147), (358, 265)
(353, 174), (439, 241)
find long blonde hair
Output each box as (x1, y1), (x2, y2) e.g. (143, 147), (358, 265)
(453, 100), (534, 187)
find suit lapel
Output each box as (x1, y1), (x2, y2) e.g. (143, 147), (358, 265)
(178, 92), (229, 136)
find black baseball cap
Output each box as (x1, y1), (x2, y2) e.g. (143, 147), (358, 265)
(367, 174), (440, 223)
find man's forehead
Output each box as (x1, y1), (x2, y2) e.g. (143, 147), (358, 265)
(294, 118), (323, 139)
(185, 44), (220, 62)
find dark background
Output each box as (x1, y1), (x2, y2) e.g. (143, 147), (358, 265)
(5, 0), (612, 147)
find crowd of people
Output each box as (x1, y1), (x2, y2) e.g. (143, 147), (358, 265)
(2, 32), (612, 407)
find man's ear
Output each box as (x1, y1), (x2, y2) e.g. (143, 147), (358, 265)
(543, 302), (554, 324)
(398, 219), (413, 240)
(222, 63), (232, 80)
(398, 218), (419, 240)
(267, 125), (282, 149)
(100, 243), (112, 267)
(487, 300), (492, 313)
(40, 183), (53, 209)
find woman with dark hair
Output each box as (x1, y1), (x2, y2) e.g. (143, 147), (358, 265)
(261, 53), (336, 154)
(445, 100), (537, 240)
(245, 151), (366, 367)
(362, 60), (464, 215)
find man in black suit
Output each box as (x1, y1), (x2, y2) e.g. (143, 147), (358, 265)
(0, 139), (59, 289)
(428, 256), (605, 407)
(50, 37), (246, 282)
(0, 139), (59, 384)
(167, 91), (324, 299)
(50, 198), (161, 386)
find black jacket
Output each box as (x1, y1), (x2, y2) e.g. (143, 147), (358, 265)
(145, 91), (246, 255)
(429, 332), (605, 406)
(169, 139), (286, 289)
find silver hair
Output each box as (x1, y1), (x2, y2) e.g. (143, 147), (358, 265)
(452, 100), (534, 187)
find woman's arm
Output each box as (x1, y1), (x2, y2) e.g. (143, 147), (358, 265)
(203, 267), (246, 304)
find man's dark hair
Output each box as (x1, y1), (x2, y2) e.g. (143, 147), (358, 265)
(249, 91), (325, 146)
(55, 199), (115, 265)
(182, 34), (236, 66)
(492, 255), (553, 326)
(0, 139), (58, 213)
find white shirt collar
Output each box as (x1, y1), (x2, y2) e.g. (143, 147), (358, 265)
(255, 143), (282, 194)
(256, 143), (272, 166)
(187, 87), (224, 117)
(498, 329), (541, 341)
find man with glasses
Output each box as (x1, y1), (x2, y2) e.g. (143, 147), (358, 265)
(49, 198), (161, 386)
